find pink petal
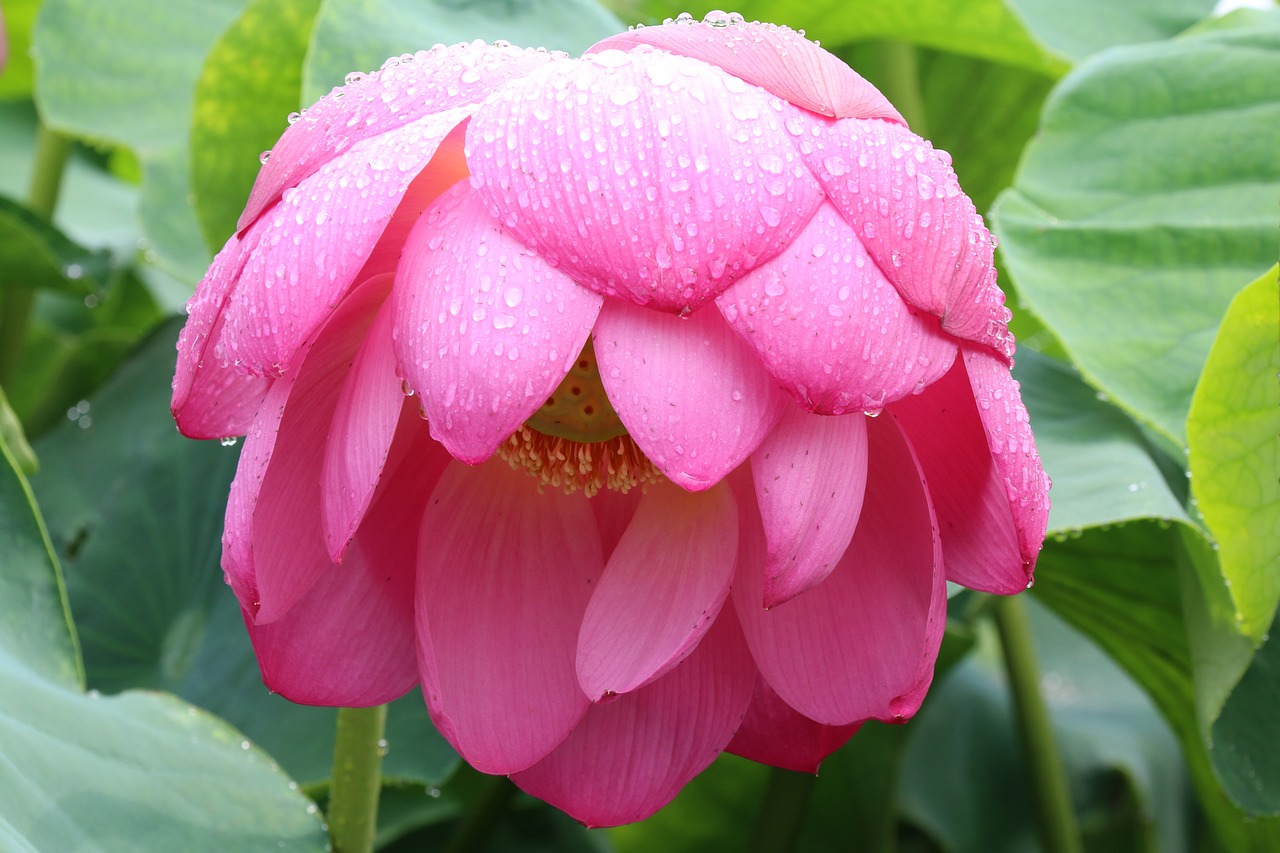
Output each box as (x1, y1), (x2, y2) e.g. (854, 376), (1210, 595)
(466, 48), (824, 313)
(415, 459), (601, 774)
(218, 107), (473, 378)
(512, 605), (757, 828)
(172, 234), (271, 438)
(577, 480), (738, 700)
(718, 201), (957, 414)
(750, 406), (868, 608)
(244, 423), (443, 706)
(893, 348), (1049, 592)
(590, 16), (904, 123)
(732, 416), (946, 726)
(393, 184), (603, 463)
(222, 276), (391, 622)
(800, 118), (1013, 359)
(593, 300), (789, 491)
(240, 42), (559, 229)
(726, 678), (859, 773)
(589, 489), (641, 561)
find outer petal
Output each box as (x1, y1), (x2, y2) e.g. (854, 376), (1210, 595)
(219, 107), (473, 378)
(732, 416), (946, 726)
(393, 184), (602, 463)
(467, 47), (824, 312)
(244, 418), (442, 706)
(718, 201), (957, 414)
(726, 678), (859, 773)
(171, 233), (271, 438)
(415, 459), (601, 774)
(577, 480), (738, 700)
(893, 347), (1049, 592)
(593, 300), (789, 491)
(590, 15), (904, 123)
(800, 117), (1013, 359)
(241, 41), (560, 229)
(512, 606), (756, 828)
(222, 276), (391, 622)
(750, 406), (868, 608)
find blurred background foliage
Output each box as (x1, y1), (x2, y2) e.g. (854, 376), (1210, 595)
(0, 0), (1277, 849)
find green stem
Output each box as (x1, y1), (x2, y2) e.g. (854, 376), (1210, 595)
(748, 767), (818, 853)
(879, 41), (929, 137)
(442, 769), (519, 853)
(0, 124), (72, 388)
(993, 595), (1083, 853)
(327, 705), (388, 853)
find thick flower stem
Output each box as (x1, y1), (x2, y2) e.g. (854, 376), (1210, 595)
(749, 767), (817, 853)
(442, 769), (519, 853)
(0, 123), (72, 389)
(993, 595), (1083, 853)
(879, 41), (929, 137)
(327, 705), (388, 853)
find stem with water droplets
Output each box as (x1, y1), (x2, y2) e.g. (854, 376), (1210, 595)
(327, 704), (388, 853)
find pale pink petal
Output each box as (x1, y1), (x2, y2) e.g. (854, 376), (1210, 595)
(718, 201), (957, 414)
(512, 605), (756, 828)
(593, 300), (788, 491)
(415, 459), (601, 774)
(218, 107), (473, 378)
(467, 48), (824, 313)
(577, 481), (738, 700)
(393, 184), (602, 463)
(750, 407), (868, 608)
(241, 42), (559, 229)
(800, 118), (1013, 359)
(172, 234), (271, 438)
(590, 16), (904, 122)
(222, 277), (391, 622)
(726, 678), (859, 773)
(732, 416), (946, 726)
(319, 287), (456, 561)
(244, 424), (442, 706)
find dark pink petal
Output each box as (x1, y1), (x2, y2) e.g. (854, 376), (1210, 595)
(589, 489), (641, 561)
(593, 300), (789, 491)
(894, 348), (1048, 591)
(799, 118), (1013, 359)
(512, 605), (756, 828)
(467, 48), (824, 313)
(219, 107), (473, 378)
(750, 406), (868, 608)
(718, 201), (957, 414)
(577, 481), (738, 700)
(732, 416), (946, 726)
(726, 678), (859, 773)
(244, 422), (442, 706)
(393, 184), (602, 463)
(222, 277), (390, 622)
(415, 459), (601, 774)
(241, 42), (559, 229)
(590, 15), (904, 122)
(171, 233), (270, 438)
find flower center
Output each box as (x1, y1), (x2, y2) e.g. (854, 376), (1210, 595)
(496, 339), (663, 496)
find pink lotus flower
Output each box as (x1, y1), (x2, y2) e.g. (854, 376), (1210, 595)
(172, 12), (1049, 826)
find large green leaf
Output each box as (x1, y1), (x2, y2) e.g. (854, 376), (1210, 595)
(31, 320), (459, 789)
(0, 0), (39, 100)
(33, 0), (248, 281)
(1212, 611), (1280, 816)
(190, 0), (322, 249)
(302, 0), (625, 101)
(1187, 266), (1280, 641)
(0, 433), (325, 850)
(1007, 0), (1217, 61)
(0, 194), (113, 298)
(992, 13), (1280, 446)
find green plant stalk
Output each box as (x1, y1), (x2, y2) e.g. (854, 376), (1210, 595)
(442, 769), (520, 853)
(327, 705), (388, 853)
(0, 124), (73, 388)
(993, 595), (1084, 853)
(749, 767), (818, 853)
(879, 41), (929, 137)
